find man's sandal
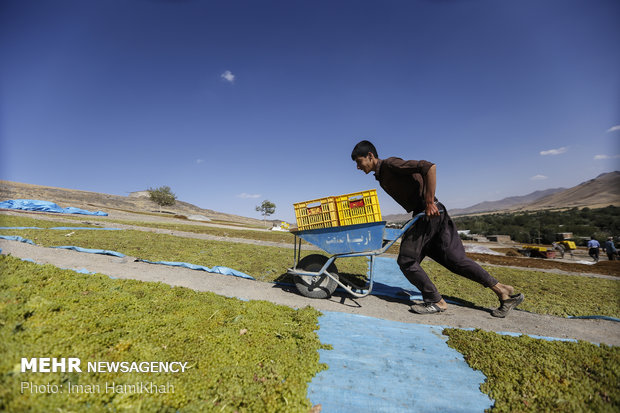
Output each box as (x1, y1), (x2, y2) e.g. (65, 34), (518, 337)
(410, 302), (446, 314)
(491, 293), (524, 318)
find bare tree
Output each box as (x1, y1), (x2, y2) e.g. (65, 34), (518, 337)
(256, 200), (276, 227)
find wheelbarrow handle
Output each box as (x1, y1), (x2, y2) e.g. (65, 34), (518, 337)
(402, 208), (445, 232)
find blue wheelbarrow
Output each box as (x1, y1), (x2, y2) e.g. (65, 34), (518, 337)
(287, 212), (426, 299)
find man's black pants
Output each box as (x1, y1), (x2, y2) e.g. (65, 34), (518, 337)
(397, 207), (498, 303)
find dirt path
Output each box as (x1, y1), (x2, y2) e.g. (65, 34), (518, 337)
(2, 239), (619, 346)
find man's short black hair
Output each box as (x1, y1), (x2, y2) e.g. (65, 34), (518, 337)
(351, 140), (378, 160)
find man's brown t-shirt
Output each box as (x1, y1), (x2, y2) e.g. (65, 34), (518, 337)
(374, 157), (436, 215)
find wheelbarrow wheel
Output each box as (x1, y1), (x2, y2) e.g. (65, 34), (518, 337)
(294, 254), (339, 299)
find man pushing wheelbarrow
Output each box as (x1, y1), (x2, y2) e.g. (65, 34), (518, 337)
(351, 140), (523, 317)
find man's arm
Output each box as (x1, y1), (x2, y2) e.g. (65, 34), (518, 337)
(424, 164), (440, 217)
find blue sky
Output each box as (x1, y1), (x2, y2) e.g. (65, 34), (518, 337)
(1, 0), (619, 223)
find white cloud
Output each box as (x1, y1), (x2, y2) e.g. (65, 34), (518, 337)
(196, 159), (205, 164)
(237, 193), (261, 199)
(221, 70), (235, 83)
(540, 147), (567, 156)
(606, 125), (620, 133)
(594, 154), (620, 160)
(530, 174), (548, 181)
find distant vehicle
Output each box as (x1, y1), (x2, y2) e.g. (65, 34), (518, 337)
(518, 245), (556, 259)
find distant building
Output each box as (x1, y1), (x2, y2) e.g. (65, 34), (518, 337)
(129, 190), (150, 198)
(487, 235), (512, 243)
(555, 232), (574, 241)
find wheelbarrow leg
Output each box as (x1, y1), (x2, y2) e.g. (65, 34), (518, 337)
(367, 254), (376, 294)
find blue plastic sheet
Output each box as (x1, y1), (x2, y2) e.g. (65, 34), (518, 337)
(0, 235), (35, 245)
(569, 315), (620, 322)
(137, 259), (254, 280)
(367, 257), (423, 301)
(52, 246), (126, 258)
(0, 227), (122, 230)
(0, 227), (43, 230)
(308, 311), (493, 412)
(341, 257), (437, 303)
(71, 268), (96, 275)
(0, 199), (108, 216)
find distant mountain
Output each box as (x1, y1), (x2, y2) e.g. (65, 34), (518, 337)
(383, 171), (620, 221)
(524, 171), (620, 211)
(448, 188), (565, 216)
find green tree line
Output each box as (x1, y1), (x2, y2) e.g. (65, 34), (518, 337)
(452, 206), (619, 245)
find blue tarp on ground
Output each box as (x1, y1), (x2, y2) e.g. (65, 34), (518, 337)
(0, 227), (122, 230)
(0, 235), (36, 245)
(0, 227), (45, 230)
(367, 257), (423, 301)
(52, 246), (126, 258)
(309, 311), (493, 412)
(0, 199), (108, 216)
(353, 257), (458, 303)
(137, 259), (254, 280)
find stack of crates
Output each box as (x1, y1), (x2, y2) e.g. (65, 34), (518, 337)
(293, 189), (382, 231)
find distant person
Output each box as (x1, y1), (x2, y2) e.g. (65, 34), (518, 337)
(587, 236), (600, 262)
(604, 237), (617, 261)
(552, 242), (565, 259)
(351, 140), (524, 317)
(566, 243), (575, 259)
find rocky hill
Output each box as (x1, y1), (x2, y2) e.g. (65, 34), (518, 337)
(0, 181), (265, 226)
(448, 187), (565, 216)
(523, 171), (620, 211)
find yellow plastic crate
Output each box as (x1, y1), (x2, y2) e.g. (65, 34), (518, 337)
(335, 189), (382, 226)
(559, 240), (577, 250)
(294, 196), (339, 230)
